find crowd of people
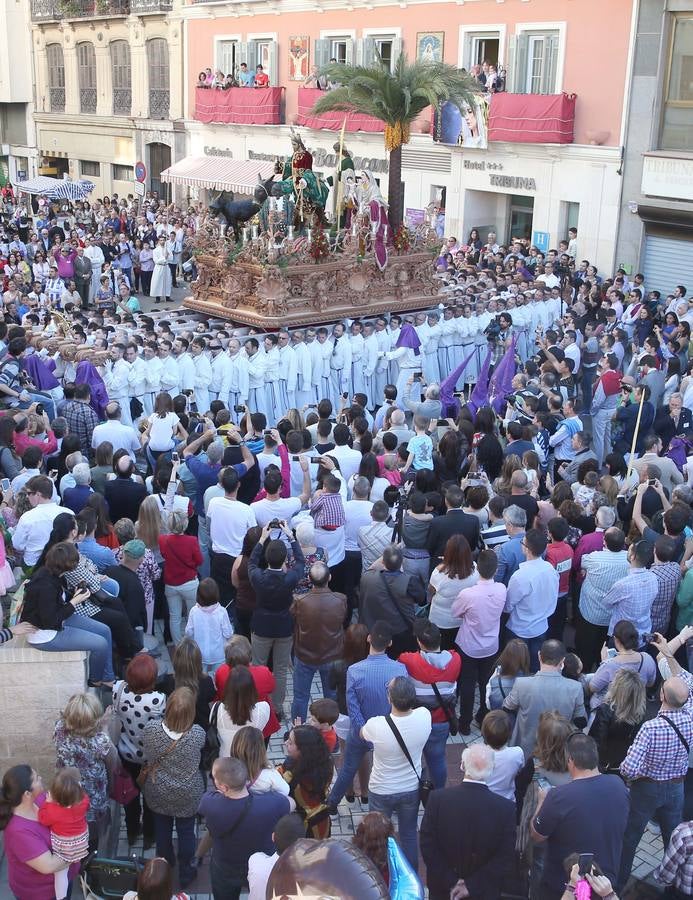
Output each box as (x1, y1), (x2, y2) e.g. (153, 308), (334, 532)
(0, 189), (693, 900)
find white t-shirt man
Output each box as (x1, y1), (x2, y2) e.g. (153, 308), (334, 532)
(250, 496), (302, 528)
(13, 502), (73, 567)
(247, 851), (279, 900)
(208, 495), (257, 556)
(361, 707), (432, 795)
(91, 419), (141, 459)
(344, 498), (374, 552)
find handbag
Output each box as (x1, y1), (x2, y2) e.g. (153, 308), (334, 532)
(102, 681), (125, 747)
(80, 854), (142, 899)
(379, 571), (415, 632)
(385, 714), (434, 807)
(431, 680), (459, 737)
(137, 735), (180, 789)
(109, 763), (139, 806)
(130, 397), (144, 420)
(202, 701), (221, 770)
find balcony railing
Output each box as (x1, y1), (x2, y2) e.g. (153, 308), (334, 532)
(130, 0), (172, 10)
(31, 0), (129, 20)
(194, 86), (284, 126)
(80, 87), (97, 114)
(149, 89), (170, 120)
(49, 87), (65, 112)
(297, 87), (382, 133)
(113, 88), (132, 116)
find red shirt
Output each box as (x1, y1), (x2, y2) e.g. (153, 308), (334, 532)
(215, 663), (280, 737)
(254, 72), (269, 87)
(545, 540), (574, 596)
(159, 534), (203, 585)
(14, 430), (57, 458)
(37, 795), (89, 836)
(320, 726), (337, 752)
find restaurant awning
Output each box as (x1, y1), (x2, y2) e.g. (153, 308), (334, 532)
(159, 156), (276, 194)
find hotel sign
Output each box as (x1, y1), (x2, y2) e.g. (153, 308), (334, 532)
(641, 154), (693, 203)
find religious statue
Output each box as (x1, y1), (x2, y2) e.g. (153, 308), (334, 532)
(272, 128), (329, 231)
(355, 170), (389, 270)
(327, 141), (355, 225)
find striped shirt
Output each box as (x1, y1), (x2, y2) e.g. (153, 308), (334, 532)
(310, 490), (345, 530)
(655, 820), (693, 893)
(651, 562), (682, 635)
(578, 549), (630, 626)
(481, 521), (510, 552)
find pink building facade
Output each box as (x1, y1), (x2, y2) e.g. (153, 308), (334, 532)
(175, 0), (636, 272)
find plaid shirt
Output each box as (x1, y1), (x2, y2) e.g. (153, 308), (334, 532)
(310, 490), (345, 530)
(358, 521), (394, 572)
(578, 549), (630, 626)
(655, 820), (693, 893)
(63, 399), (100, 458)
(620, 707), (693, 781)
(651, 562), (682, 635)
(602, 567), (659, 642)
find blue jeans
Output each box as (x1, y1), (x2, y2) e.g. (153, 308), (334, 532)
(506, 628), (546, 673)
(328, 734), (371, 806)
(369, 787), (421, 870)
(16, 391), (56, 422)
(423, 721), (449, 789)
(290, 657), (336, 723)
(153, 812), (196, 884)
(618, 778), (684, 889)
(38, 613), (114, 682)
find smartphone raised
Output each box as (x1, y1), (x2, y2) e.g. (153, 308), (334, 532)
(0, 478), (10, 492)
(171, 451), (180, 463)
(578, 853), (594, 876)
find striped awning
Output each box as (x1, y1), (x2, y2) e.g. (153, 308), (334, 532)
(159, 156), (276, 195)
(12, 176), (95, 199)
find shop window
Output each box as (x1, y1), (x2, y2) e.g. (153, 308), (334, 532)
(112, 163), (132, 181)
(80, 160), (100, 177)
(46, 44), (65, 113)
(661, 15), (693, 151)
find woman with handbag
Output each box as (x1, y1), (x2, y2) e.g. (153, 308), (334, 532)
(142, 687), (206, 890)
(360, 676), (431, 870)
(278, 725), (334, 839)
(112, 654), (166, 850)
(53, 692), (116, 852)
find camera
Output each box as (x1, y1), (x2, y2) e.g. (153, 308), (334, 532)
(35, 403), (44, 416)
(234, 405), (245, 413)
(484, 315), (502, 342)
(268, 519), (281, 530)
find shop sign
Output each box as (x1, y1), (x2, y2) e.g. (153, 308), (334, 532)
(204, 146), (234, 158)
(248, 148), (388, 174)
(532, 230), (550, 253)
(641, 154), (693, 203)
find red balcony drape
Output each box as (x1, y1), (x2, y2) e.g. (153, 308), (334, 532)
(296, 88), (384, 133)
(488, 92), (576, 144)
(194, 86), (284, 125)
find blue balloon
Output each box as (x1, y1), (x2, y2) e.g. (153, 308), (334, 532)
(387, 836), (424, 900)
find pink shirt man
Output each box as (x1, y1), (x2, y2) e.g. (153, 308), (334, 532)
(52, 247), (77, 280)
(452, 577), (507, 658)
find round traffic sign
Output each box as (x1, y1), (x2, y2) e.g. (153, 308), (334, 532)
(135, 161), (147, 183)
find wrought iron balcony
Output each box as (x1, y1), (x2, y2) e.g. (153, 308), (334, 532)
(113, 88), (132, 116)
(80, 87), (97, 114)
(149, 89), (169, 120)
(130, 0), (172, 11)
(31, 0), (130, 21)
(49, 87), (65, 113)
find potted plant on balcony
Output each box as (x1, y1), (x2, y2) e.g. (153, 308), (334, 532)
(58, 0), (81, 15)
(311, 53), (479, 229)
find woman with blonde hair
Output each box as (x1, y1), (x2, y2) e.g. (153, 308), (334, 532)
(493, 455), (522, 496)
(53, 692), (116, 850)
(230, 725), (291, 798)
(136, 496), (162, 555)
(589, 667), (646, 773)
(598, 474), (619, 508)
(285, 408), (305, 432)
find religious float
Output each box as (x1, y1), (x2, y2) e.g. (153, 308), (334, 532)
(184, 130), (441, 329)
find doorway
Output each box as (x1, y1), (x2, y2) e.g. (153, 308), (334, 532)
(148, 142), (171, 202)
(509, 195), (534, 242)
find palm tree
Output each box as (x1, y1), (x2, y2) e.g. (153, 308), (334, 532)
(311, 53), (481, 230)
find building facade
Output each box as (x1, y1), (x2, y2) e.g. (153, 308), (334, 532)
(616, 0), (693, 296)
(0, 0), (37, 185)
(30, 0), (185, 199)
(177, 0), (635, 273)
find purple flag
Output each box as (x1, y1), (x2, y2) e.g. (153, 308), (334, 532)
(489, 335), (518, 413)
(440, 347), (477, 418)
(468, 347), (493, 417)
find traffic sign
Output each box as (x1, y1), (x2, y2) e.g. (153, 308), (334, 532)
(133, 181), (145, 197)
(135, 161), (147, 183)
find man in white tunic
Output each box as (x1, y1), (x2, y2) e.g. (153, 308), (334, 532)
(349, 321), (365, 398)
(277, 330), (298, 412)
(225, 338), (249, 420)
(292, 330), (313, 410)
(142, 342), (162, 416)
(104, 342), (132, 425)
(209, 337), (232, 408)
(158, 340), (179, 398)
(362, 322), (380, 410)
(329, 322), (352, 410)
(83, 235), (105, 302)
(126, 343), (147, 424)
(245, 337), (268, 421)
(263, 334), (282, 425)
(305, 328), (323, 406)
(173, 337), (195, 399)
(191, 336), (213, 415)
(150, 235), (173, 303)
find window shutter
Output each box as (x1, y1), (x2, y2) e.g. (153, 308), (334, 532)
(344, 37), (355, 65)
(360, 37), (376, 67)
(246, 41), (258, 72)
(514, 33), (529, 94)
(541, 32), (559, 94)
(218, 41), (236, 77)
(267, 40), (278, 85)
(314, 38), (331, 71)
(235, 42), (247, 77)
(391, 36), (402, 66)
(462, 33), (473, 70)
(505, 35), (516, 92)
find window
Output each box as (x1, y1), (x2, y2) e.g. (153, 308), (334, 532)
(112, 164), (132, 181)
(315, 36), (354, 70)
(246, 37), (277, 84)
(359, 33), (402, 72)
(563, 201), (579, 233)
(110, 40), (131, 116)
(507, 30), (559, 94)
(77, 42), (97, 114)
(461, 31), (501, 69)
(216, 39), (240, 78)
(331, 40), (348, 64)
(661, 16), (693, 150)
(80, 160), (100, 177)
(147, 38), (170, 119)
(46, 43), (65, 113)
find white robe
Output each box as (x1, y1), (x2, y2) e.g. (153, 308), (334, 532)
(193, 352), (213, 414)
(150, 245), (173, 299)
(293, 342), (313, 409)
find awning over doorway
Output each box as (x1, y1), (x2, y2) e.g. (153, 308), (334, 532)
(159, 156), (276, 195)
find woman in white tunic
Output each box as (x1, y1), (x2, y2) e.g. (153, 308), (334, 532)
(150, 235), (173, 304)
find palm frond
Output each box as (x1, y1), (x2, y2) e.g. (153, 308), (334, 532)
(311, 52), (481, 135)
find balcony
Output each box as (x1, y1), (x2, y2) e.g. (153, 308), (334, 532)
(31, 0), (130, 20)
(49, 87), (65, 113)
(150, 89), (170, 120)
(80, 87), (97, 114)
(296, 88), (383, 133)
(194, 86), (284, 126)
(113, 88), (132, 116)
(130, 0), (172, 11)
(487, 92), (576, 144)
